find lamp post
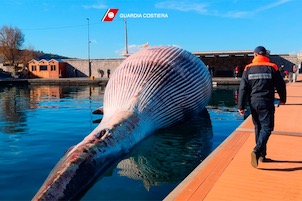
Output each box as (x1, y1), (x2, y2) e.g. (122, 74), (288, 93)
(124, 18), (128, 55)
(87, 18), (91, 77)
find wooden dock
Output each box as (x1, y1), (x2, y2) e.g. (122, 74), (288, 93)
(165, 79), (302, 201)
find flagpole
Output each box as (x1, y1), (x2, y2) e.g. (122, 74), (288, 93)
(87, 18), (91, 77)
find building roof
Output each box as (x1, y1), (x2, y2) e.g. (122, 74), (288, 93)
(28, 59), (65, 63)
(193, 50), (254, 57)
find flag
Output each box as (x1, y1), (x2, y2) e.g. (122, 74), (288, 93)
(102, 8), (119, 22)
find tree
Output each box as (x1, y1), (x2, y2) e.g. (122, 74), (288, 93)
(0, 25), (24, 74)
(19, 46), (38, 67)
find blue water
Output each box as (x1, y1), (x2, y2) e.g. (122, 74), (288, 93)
(0, 84), (242, 200)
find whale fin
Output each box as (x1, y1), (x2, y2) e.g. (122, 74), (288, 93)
(93, 106), (104, 115)
(93, 118), (103, 124)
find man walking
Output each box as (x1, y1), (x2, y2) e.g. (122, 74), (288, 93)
(237, 46), (286, 168)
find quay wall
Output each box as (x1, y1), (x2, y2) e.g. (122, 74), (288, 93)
(63, 58), (124, 78)
(63, 54), (302, 78)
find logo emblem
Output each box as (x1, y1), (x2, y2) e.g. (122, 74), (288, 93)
(102, 8), (119, 22)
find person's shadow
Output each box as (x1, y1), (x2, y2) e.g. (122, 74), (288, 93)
(259, 158), (302, 171)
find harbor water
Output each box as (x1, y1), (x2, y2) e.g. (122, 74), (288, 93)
(0, 84), (243, 200)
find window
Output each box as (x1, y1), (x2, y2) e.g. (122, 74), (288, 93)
(51, 65), (56, 71)
(40, 65), (47, 71)
(31, 65), (37, 71)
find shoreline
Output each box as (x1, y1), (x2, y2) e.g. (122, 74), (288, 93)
(0, 77), (241, 86)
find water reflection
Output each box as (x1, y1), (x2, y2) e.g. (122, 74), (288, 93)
(0, 86), (29, 134)
(209, 85), (239, 107)
(28, 85), (104, 101)
(116, 109), (213, 190)
(0, 85), (104, 134)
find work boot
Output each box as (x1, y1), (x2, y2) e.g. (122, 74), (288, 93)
(251, 151), (259, 168)
(259, 151), (267, 162)
(259, 155), (266, 162)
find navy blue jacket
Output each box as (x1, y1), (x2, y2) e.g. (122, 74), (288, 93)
(238, 55), (286, 110)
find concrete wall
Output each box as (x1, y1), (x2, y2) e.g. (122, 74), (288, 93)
(60, 53), (302, 78)
(63, 58), (124, 78)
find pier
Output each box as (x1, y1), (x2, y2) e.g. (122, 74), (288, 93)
(164, 78), (302, 200)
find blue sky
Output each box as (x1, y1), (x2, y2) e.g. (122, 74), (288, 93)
(1, 0), (301, 59)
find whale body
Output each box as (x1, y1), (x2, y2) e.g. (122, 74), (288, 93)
(32, 46), (212, 200)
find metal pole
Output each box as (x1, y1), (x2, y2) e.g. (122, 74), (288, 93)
(124, 18), (128, 54)
(87, 18), (91, 77)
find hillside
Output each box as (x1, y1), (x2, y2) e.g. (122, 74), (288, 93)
(36, 51), (75, 60)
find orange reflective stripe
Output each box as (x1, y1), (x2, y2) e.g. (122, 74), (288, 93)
(245, 62), (279, 71)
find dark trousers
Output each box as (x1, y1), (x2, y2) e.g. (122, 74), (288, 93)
(250, 101), (275, 156)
